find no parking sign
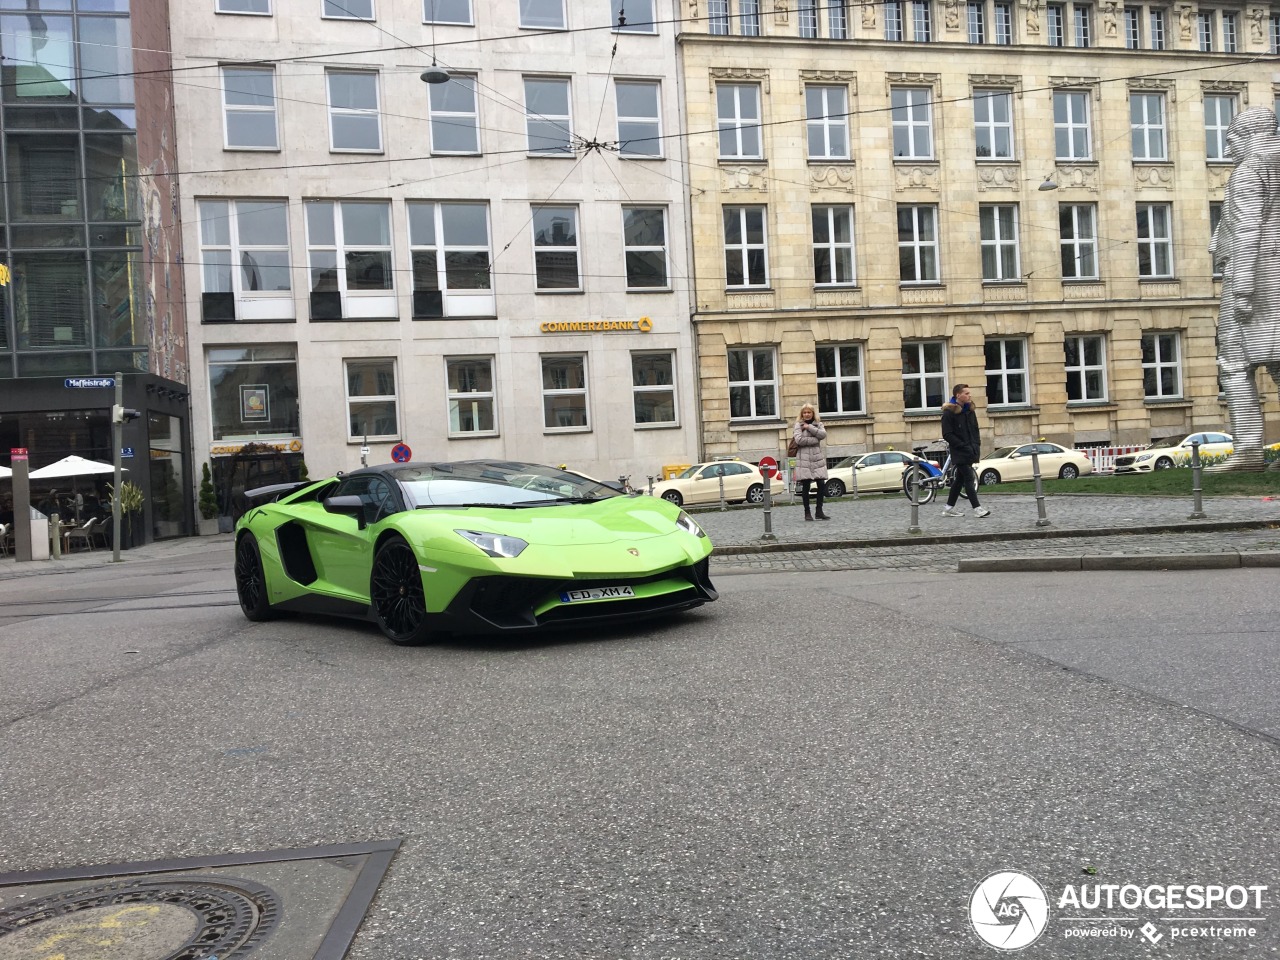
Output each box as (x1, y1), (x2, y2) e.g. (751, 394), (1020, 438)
(391, 443), (413, 463)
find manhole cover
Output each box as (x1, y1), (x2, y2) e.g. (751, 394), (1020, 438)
(0, 875), (279, 960)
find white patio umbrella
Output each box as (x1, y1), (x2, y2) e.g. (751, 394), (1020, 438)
(28, 455), (124, 479)
(0, 465), (10, 479)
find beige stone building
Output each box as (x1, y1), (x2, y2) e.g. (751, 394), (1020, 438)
(678, 0), (1280, 465)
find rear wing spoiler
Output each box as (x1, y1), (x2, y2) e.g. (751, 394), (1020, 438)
(243, 480), (312, 506)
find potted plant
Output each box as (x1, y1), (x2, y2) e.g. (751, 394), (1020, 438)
(198, 463), (220, 536)
(106, 480), (145, 548)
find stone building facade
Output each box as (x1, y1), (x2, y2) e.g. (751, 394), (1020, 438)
(679, 0), (1280, 463)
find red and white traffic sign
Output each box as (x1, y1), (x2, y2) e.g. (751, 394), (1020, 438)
(758, 455), (779, 479)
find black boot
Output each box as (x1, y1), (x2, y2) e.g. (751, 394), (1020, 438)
(815, 489), (829, 520)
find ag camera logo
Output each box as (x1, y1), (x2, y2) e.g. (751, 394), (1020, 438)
(970, 871), (1050, 951)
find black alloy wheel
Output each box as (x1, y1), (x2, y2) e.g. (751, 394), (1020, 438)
(235, 534), (275, 621)
(371, 536), (432, 645)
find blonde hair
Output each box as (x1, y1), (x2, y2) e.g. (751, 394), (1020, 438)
(797, 403), (818, 421)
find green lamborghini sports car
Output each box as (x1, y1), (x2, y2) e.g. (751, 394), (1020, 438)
(233, 460), (718, 645)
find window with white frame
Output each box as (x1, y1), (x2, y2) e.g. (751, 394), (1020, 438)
(1204, 94), (1235, 160)
(1064, 335), (1106, 402)
(1196, 10), (1214, 48)
(1047, 2), (1065, 42)
(723, 206), (768, 288)
(632, 352), (677, 425)
(1210, 200), (1223, 277)
(717, 83), (762, 159)
(816, 343), (864, 415)
(901, 341), (946, 410)
(305, 200), (393, 320)
(967, 1), (986, 40)
(612, 0), (657, 32)
(532, 205), (580, 290)
(891, 87), (933, 159)
(1222, 11), (1238, 50)
(829, 0), (849, 37)
(520, 0), (564, 28)
(541, 354), (589, 429)
(1136, 203), (1173, 278)
(428, 75), (479, 154)
(345, 358), (398, 440)
(806, 85), (849, 160)
(1149, 6), (1166, 46)
(623, 206), (668, 289)
(727, 346), (778, 420)
(326, 71), (381, 152)
(324, 0), (372, 18)
(1130, 91), (1165, 161)
(217, 0), (270, 13)
(740, 0), (761, 34)
(884, 0), (932, 38)
(1141, 331), (1181, 398)
(197, 198), (292, 322)
(974, 89), (1013, 158)
(994, 0), (1013, 40)
(799, 0), (818, 35)
(524, 77), (573, 155)
(221, 66), (278, 149)
(407, 201), (493, 318)
(1271, 12), (1280, 52)
(897, 205), (938, 283)
(1059, 203), (1098, 280)
(812, 205), (856, 286)
(708, 0), (730, 32)
(1074, 3), (1091, 45)
(979, 204), (1020, 282)
(1054, 90), (1091, 160)
(984, 338), (1028, 406)
(1123, 5), (1140, 45)
(423, 0), (471, 23)
(708, 0), (760, 34)
(446, 356), (496, 434)
(615, 80), (661, 157)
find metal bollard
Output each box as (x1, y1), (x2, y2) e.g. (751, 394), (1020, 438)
(908, 462), (922, 534)
(1029, 449), (1051, 526)
(1188, 440), (1207, 519)
(761, 469), (776, 540)
(50, 510), (62, 559)
(718, 471), (726, 511)
(618, 474), (629, 495)
(850, 458), (860, 500)
(647, 475), (655, 496)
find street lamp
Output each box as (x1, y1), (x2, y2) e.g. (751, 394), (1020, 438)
(420, 66), (450, 84)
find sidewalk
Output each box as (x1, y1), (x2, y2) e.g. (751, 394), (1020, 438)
(1, 493), (1277, 580)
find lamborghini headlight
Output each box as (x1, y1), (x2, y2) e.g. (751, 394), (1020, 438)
(676, 510), (706, 538)
(455, 530), (528, 558)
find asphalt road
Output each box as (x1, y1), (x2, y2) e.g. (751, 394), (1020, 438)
(1, 541), (1278, 958)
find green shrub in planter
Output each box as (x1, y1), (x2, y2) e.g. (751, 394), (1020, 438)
(199, 462), (218, 520)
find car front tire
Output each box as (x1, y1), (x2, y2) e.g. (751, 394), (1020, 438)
(661, 489), (683, 507)
(1058, 463), (1080, 479)
(979, 469), (1001, 486)
(1155, 457), (1174, 470)
(235, 534), (275, 622)
(745, 483), (764, 504)
(371, 536), (432, 646)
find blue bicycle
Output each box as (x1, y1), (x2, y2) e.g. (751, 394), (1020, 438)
(901, 445), (955, 505)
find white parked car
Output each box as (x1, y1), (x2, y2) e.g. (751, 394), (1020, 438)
(650, 460), (765, 507)
(974, 442), (1094, 485)
(1113, 432), (1234, 473)
(822, 450), (933, 498)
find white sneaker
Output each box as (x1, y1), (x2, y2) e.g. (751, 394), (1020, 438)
(974, 506), (991, 518)
(941, 506), (964, 517)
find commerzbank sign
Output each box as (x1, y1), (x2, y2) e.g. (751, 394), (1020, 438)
(539, 317), (653, 333)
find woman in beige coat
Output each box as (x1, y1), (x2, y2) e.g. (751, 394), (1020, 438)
(793, 403), (830, 521)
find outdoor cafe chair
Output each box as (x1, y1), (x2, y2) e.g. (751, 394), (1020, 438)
(0, 523), (8, 557)
(65, 517), (99, 552)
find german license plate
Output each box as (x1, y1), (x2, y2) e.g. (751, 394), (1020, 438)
(558, 585), (635, 603)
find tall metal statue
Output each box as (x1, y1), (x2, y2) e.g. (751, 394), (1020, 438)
(1209, 106), (1280, 471)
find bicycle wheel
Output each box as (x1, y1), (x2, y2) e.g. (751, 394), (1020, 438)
(902, 468), (938, 505)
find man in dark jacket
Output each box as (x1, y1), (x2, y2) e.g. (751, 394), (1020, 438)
(940, 383), (990, 518)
